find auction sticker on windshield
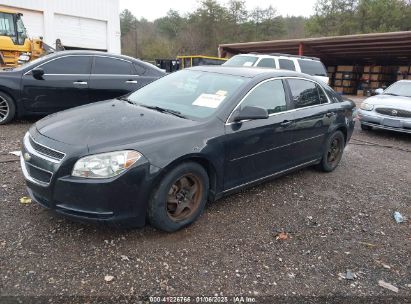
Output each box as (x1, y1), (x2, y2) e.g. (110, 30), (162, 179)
(193, 94), (226, 108)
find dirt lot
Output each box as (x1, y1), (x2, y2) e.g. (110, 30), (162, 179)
(1, 97), (410, 303)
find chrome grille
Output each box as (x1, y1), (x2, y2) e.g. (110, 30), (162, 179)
(29, 136), (65, 161)
(375, 108), (411, 118)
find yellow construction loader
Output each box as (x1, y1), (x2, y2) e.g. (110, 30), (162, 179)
(0, 7), (48, 68)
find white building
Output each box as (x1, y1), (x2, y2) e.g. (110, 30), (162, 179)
(0, 0), (121, 53)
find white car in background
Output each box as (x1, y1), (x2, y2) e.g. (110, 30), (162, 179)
(358, 80), (411, 134)
(223, 53), (329, 84)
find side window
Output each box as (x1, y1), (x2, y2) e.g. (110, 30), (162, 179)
(256, 58), (276, 68)
(278, 59), (295, 71)
(317, 84), (329, 103)
(324, 85), (343, 103)
(93, 57), (132, 75)
(40, 56), (91, 74)
(133, 63), (146, 75)
(288, 79), (321, 108)
(240, 80), (287, 114)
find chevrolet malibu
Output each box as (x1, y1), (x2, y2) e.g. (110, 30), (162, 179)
(20, 67), (356, 232)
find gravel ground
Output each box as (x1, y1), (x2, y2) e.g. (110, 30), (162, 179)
(1, 97), (410, 303)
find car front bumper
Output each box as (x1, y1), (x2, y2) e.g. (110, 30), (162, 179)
(357, 109), (411, 134)
(20, 131), (159, 227)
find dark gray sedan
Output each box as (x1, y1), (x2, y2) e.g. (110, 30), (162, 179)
(0, 50), (165, 124)
(21, 67), (356, 232)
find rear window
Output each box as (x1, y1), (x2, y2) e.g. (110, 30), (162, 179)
(223, 55), (258, 67)
(93, 57), (133, 75)
(298, 60), (327, 76)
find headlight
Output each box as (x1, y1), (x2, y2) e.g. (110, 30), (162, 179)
(360, 102), (374, 111)
(72, 150), (141, 178)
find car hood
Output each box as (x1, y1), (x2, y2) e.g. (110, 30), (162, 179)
(364, 95), (411, 109)
(35, 99), (200, 150)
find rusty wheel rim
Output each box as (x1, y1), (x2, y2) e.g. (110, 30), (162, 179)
(327, 137), (342, 167)
(166, 173), (203, 222)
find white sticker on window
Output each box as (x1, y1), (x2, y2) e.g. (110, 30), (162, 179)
(193, 94), (226, 108)
(243, 62), (254, 67)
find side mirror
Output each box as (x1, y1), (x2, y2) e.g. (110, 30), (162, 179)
(375, 88), (384, 95)
(32, 68), (44, 80)
(233, 106), (269, 122)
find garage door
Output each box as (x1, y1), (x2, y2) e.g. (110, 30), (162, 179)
(54, 14), (107, 51)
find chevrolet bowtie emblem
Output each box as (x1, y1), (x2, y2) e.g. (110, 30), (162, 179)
(391, 110), (398, 116)
(23, 152), (31, 161)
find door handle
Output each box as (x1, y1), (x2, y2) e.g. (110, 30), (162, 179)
(73, 81), (88, 85)
(280, 120), (293, 127)
(325, 112), (336, 118)
(125, 80), (138, 84)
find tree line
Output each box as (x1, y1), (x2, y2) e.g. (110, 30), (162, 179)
(120, 0), (411, 61)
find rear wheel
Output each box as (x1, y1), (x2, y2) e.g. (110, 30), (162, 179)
(148, 162), (209, 232)
(0, 92), (16, 125)
(361, 123), (372, 131)
(317, 130), (345, 172)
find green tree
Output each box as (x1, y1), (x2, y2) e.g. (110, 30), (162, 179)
(155, 10), (184, 39)
(120, 9), (137, 37)
(306, 0), (411, 36)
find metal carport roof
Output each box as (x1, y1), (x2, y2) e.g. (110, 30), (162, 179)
(218, 31), (411, 66)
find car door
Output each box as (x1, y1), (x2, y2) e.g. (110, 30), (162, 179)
(285, 78), (338, 163)
(21, 55), (91, 113)
(223, 79), (295, 190)
(88, 56), (143, 102)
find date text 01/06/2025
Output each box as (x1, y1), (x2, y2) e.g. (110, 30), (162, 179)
(148, 296), (257, 303)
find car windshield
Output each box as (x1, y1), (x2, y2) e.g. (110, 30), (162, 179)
(223, 55), (258, 67)
(127, 70), (246, 119)
(384, 82), (411, 98)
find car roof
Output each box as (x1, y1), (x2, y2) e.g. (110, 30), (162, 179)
(188, 65), (320, 81)
(233, 53), (321, 62)
(41, 50), (137, 61)
(21, 50), (164, 72)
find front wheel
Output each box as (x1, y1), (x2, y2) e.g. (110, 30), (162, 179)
(0, 92), (16, 125)
(317, 130), (345, 172)
(148, 162), (209, 232)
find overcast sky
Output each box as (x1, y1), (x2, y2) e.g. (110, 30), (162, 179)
(119, 0), (316, 21)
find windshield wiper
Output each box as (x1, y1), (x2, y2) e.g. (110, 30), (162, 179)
(139, 104), (187, 119)
(117, 96), (135, 104)
(383, 93), (398, 96)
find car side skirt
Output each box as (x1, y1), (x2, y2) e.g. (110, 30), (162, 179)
(218, 158), (320, 199)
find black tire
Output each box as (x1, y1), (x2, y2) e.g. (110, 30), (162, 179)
(361, 123), (372, 131)
(0, 91), (16, 125)
(317, 130), (345, 172)
(148, 162), (209, 232)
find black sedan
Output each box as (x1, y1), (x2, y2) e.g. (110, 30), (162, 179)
(20, 66), (356, 232)
(0, 50), (165, 124)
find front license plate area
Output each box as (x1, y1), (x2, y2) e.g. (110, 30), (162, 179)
(383, 118), (401, 128)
